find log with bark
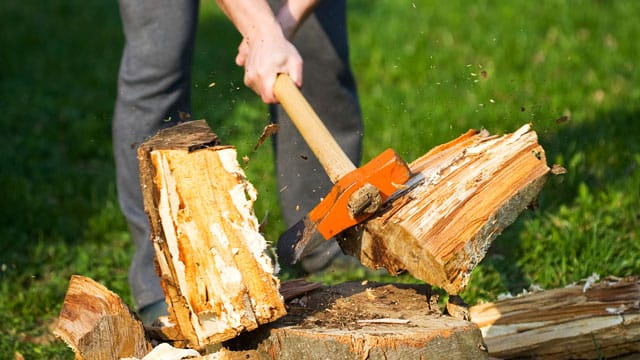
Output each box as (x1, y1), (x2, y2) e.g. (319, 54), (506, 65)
(339, 123), (550, 295)
(55, 276), (488, 359)
(54, 275), (151, 360)
(57, 274), (640, 359)
(470, 276), (640, 359)
(137, 120), (286, 349)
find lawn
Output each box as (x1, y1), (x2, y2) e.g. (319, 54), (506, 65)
(1, 0), (639, 358)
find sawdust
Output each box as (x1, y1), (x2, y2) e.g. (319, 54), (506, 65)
(281, 282), (441, 331)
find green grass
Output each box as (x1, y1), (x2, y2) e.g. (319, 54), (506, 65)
(1, 0), (639, 358)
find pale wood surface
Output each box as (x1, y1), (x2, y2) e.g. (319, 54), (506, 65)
(138, 120), (286, 349)
(54, 275), (151, 360)
(470, 276), (640, 359)
(339, 124), (550, 295)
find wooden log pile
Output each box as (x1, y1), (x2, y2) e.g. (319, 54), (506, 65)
(54, 275), (640, 359)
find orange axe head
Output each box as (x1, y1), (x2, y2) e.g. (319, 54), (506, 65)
(277, 148), (411, 265)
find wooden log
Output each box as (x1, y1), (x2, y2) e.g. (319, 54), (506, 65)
(54, 276), (488, 359)
(225, 281), (489, 359)
(339, 124), (550, 295)
(138, 120), (286, 349)
(470, 276), (640, 359)
(54, 275), (151, 360)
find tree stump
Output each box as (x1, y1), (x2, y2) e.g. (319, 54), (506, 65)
(138, 120), (286, 349)
(339, 124), (550, 295)
(226, 281), (489, 359)
(54, 275), (151, 360)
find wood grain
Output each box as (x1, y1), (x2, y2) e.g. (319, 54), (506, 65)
(340, 124), (550, 294)
(470, 276), (640, 359)
(54, 275), (151, 360)
(138, 120), (286, 349)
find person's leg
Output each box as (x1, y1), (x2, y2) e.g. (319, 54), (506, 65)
(272, 0), (363, 272)
(113, 0), (199, 314)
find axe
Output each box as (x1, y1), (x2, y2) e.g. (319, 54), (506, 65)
(274, 74), (412, 266)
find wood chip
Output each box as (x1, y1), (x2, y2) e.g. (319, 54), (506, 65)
(253, 123), (279, 151)
(550, 164), (567, 175)
(279, 279), (322, 301)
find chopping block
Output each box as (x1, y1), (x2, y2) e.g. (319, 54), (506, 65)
(225, 281), (489, 359)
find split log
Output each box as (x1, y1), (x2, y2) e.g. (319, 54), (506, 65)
(54, 275), (151, 360)
(226, 281), (489, 359)
(470, 276), (640, 359)
(339, 123), (550, 294)
(138, 120), (286, 349)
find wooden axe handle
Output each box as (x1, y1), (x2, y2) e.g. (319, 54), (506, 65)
(273, 73), (356, 183)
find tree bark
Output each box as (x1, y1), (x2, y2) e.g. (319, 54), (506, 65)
(54, 275), (151, 360)
(138, 120), (286, 349)
(339, 124), (550, 295)
(470, 276), (640, 359)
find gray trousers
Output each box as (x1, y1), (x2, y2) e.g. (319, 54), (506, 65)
(113, 0), (362, 310)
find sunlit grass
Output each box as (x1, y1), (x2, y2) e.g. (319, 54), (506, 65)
(1, 0), (639, 357)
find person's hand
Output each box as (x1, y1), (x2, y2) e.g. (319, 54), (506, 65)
(235, 33), (302, 104)
(216, 0), (315, 103)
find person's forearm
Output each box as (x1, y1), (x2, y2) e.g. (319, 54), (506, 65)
(216, 0), (284, 43)
(276, 0), (322, 39)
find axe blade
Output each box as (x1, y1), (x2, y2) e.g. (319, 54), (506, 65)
(276, 217), (325, 265)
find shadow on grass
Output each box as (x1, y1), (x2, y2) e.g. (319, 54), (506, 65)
(0, 1), (124, 265)
(540, 107), (640, 205)
(0, 2), (274, 357)
(0, 2), (262, 355)
(0, 1), (250, 264)
(480, 106), (640, 295)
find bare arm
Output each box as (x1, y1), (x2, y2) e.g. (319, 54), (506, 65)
(275, 0), (322, 39)
(216, 0), (308, 103)
(215, 0), (281, 41)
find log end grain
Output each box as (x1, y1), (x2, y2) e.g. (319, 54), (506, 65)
(54, 275), (151, 360)
(340, 124), (550, 295)
(226, 282), (489, 360)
